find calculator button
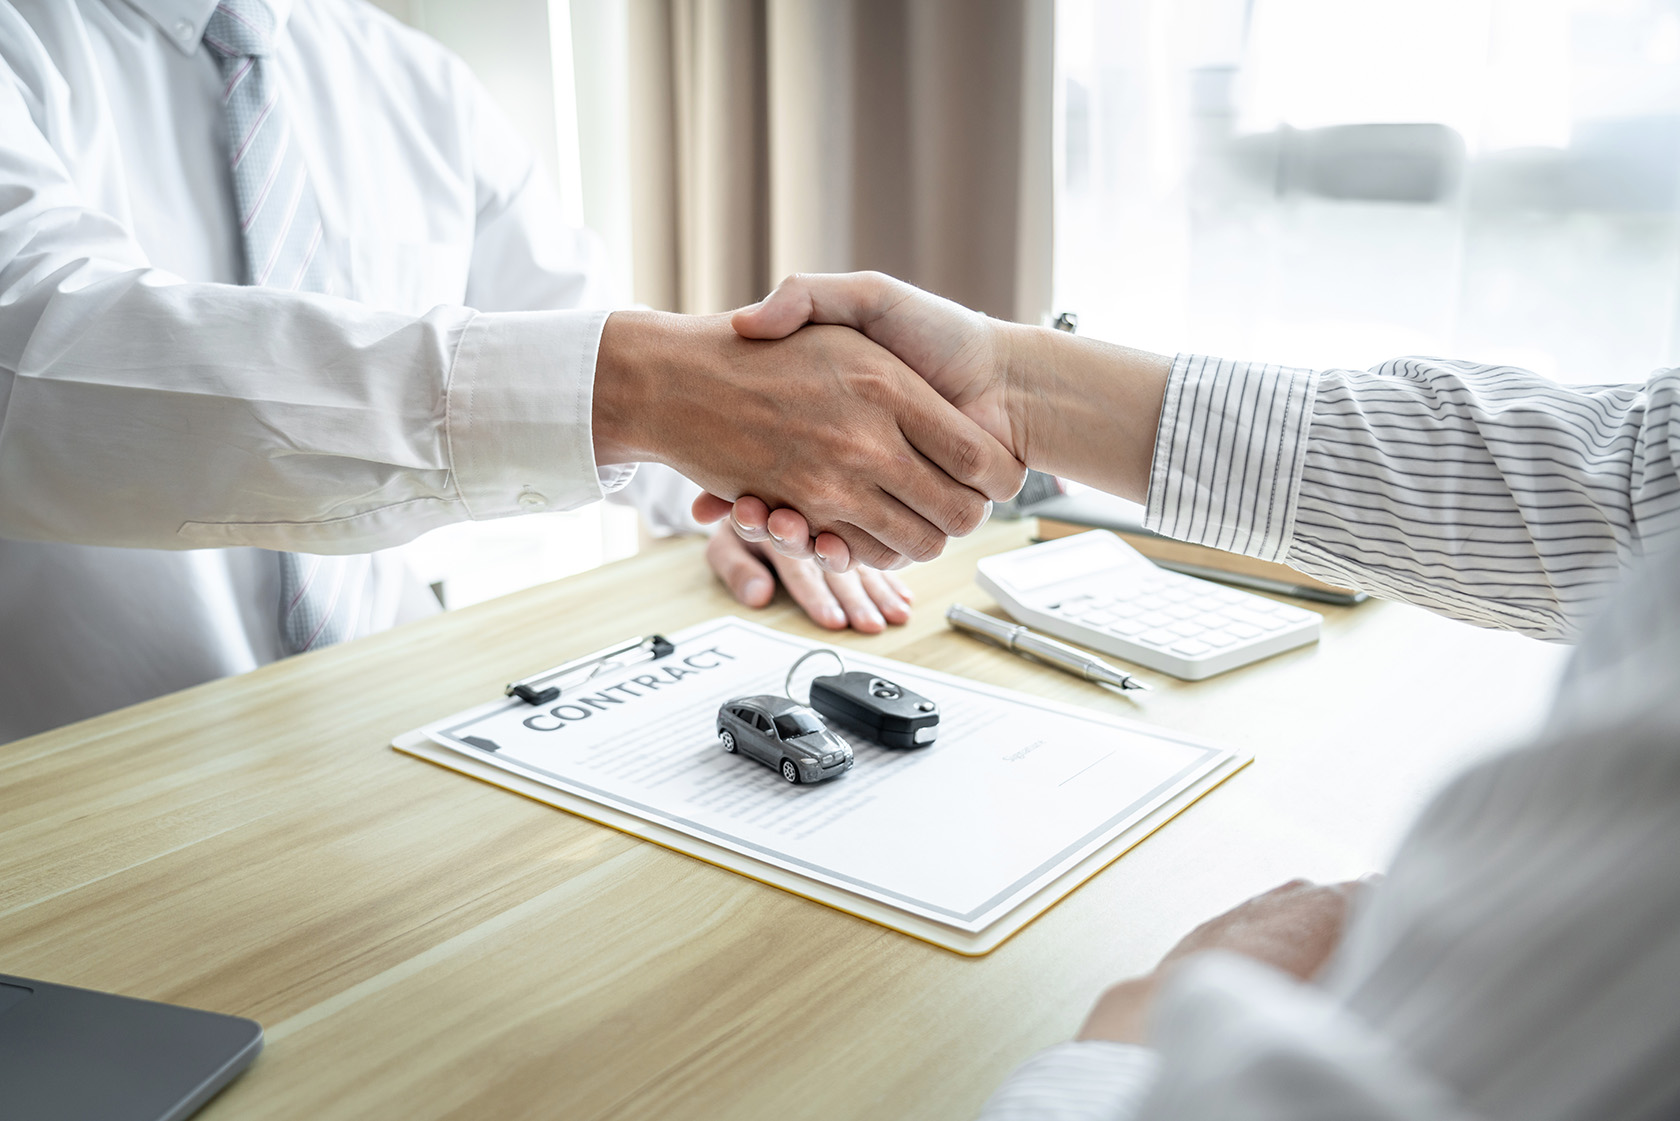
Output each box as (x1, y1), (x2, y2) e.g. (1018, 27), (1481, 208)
(1111, 620), (1147, 636)
(1200, 631), (1239, 648)
(1138, 611), (1171, 628)
(1168, 620), (1204, 638)
(1083, 611), (1116, 626)
(1226, 622), (1262, 639)
(1171, 639), (1212, 657)
(1139, 628), (1177, 646)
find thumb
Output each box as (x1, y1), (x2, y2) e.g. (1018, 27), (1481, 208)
(732, 275), (817, 340)
(732, 271), (901, 340)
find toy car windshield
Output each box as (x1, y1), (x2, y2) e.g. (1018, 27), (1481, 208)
(773, 711), (825, 739)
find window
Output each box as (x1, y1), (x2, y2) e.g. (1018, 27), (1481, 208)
(1055, 0), (1680, 384)
(774, 712), (825, 740)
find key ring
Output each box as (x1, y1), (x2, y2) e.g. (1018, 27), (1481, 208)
(785, 648), (845, 704)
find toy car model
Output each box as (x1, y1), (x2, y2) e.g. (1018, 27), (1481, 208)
(717, 695), (854, 784)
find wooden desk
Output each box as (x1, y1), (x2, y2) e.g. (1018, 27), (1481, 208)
(0, 521), (1567, 1120)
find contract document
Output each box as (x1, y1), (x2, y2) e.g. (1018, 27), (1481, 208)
(401, 617), (1246, 949)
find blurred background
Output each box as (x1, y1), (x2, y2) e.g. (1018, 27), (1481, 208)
(372, 0), (1680, 606)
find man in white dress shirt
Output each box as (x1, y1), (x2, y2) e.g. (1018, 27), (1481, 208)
(715, 272), (1680, 1120)
(0, 1), (1019, 742)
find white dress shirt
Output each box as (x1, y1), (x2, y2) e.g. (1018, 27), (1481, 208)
(979, 354), (1680, 1120)
(0, 0), (697, 741)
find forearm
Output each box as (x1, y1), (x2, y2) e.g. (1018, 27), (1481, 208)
(1140, 354), (1680, 640)
(0, 261), (613, 552)
(0, 60), (615, 553)
(1284, 361), (1675, 638)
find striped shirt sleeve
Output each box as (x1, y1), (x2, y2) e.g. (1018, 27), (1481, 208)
(1144, 354), (1680, 640)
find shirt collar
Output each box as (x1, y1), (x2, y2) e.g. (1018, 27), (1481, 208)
(118, 0), (296, 56)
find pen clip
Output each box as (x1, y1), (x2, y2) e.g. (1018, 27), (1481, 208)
(506, 634), (675, 705)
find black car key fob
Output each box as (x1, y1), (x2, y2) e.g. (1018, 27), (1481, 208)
(808, 671), (939, 749)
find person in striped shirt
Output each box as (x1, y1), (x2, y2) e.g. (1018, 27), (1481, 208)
(705, 271), (1680, 1121)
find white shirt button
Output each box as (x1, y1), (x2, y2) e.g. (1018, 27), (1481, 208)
(174, 18), (196, 43)
(517, 488), (547, 509)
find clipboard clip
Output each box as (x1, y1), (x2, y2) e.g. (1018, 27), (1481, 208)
(505, 634), (675, 705)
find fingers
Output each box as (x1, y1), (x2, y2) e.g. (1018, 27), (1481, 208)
(767, 549), (848, 629)
(691, 491), (733, 525)
(823, 517), (919, 572)
(737, 502), (890, 573)
(729, 495), (772, 543)
(763, 551), (915, 632)
(893, 372), (1027, 504)
(711, 513), (915, 631)
(763, 506), (814, 559)
(857, 566), (912, 624)
(705, 529), (775, 608)
(819, 567), (886, 632)
(731, 271), (900, 341)
(813, 532), (860, 571)
(737, 499), (902, 573)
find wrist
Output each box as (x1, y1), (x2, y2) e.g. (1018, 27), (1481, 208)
(1000, 324), (1170, 502)
(593, 309), (682, 465)
(996, 320), (1054, 468)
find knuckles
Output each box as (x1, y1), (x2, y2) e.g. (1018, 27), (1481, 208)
(943, 492), (989, 538)
(903, 525), (947, 564)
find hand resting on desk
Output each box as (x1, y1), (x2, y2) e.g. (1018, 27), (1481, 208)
(1076, 877), (1372, 1046)
(705, 525), (913, 632)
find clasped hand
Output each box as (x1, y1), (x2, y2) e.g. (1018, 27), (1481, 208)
(691, 272), (1172, 572)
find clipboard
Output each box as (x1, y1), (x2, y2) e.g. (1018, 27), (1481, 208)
(394, 729), (1247, 955)
(392, 618), (1251, 956)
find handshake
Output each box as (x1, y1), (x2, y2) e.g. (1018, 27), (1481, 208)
(593, 272), (1174, 621)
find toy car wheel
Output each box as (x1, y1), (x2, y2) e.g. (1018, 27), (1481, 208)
(720, 729), (736, 753)
(780, 759), (800, 784)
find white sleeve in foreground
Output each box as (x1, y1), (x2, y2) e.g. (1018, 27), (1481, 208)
(1136, 953), (1478, 1121)
(975, 1042), (1158, 1121)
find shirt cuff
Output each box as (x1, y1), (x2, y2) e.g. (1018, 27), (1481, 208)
(444, 307), (634, 520)
(975, 1041), (1159, 1121)
(1144, 354), (1320, 563)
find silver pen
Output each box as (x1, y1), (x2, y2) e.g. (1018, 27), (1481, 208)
(945, 603), (1150, 692)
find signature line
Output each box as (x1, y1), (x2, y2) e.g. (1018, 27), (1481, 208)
(1059, 750), (1116, 787)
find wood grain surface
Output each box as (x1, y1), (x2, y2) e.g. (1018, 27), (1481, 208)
(0, 520), (1568, 1120)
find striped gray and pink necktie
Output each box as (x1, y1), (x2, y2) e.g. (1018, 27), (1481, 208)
(204, 0), (369, 655)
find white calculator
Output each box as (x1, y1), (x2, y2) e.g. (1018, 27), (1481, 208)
(977, 531), (1321, 680)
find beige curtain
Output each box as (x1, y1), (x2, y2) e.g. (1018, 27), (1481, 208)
(628, 0), (1054, 324)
